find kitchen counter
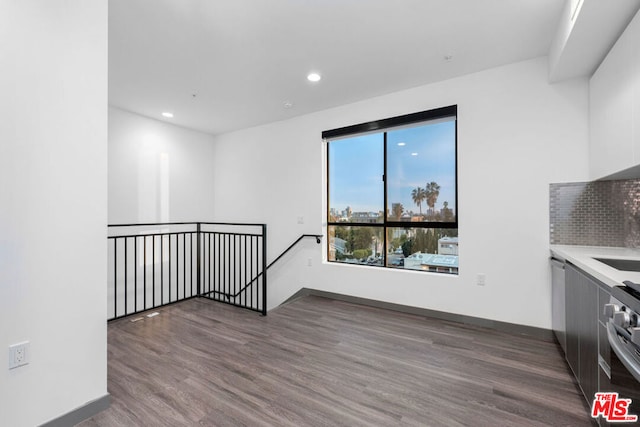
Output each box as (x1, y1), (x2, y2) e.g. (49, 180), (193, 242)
(550, 245), (640, 288)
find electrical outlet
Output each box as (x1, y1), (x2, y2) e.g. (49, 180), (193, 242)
(477, 273), (486, 286)
(9, 341), (30, 370)
(307, 258), (312, 267)
(297, 216), (304, 224)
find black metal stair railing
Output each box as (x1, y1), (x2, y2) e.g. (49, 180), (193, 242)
(196, 223), (267, 315)
(107, 222), (267, 320)
(108, 222), (321, 321)
(216, 234), (323, 303)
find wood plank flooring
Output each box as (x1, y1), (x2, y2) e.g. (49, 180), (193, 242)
(79, 295), (593, 426)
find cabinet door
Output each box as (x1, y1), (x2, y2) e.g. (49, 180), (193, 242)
(590, 28), (634, 179)
(551, 260), (566, 353)
(589, 9), (640, 179)
(579, 272), (599, 403)
(565, 265), (581, 377)
(565, 264), (599, 403)
(631, 13), (640, 166)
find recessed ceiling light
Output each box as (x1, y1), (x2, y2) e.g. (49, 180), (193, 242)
(162, 112), (174, 118)
(307, 72), (321, 82)
(283, 101), (294, 109)
(411, 152), (418, 156)
(397, 142), (406, 146)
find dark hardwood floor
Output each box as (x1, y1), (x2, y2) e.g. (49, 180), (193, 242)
(79, 295), (593, 426)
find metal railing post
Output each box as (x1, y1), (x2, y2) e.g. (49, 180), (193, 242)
(261, 224), (267, 315)
(196, 222), (201, 296)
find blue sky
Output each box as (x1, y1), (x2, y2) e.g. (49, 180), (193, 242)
(329, 119), (456, 216)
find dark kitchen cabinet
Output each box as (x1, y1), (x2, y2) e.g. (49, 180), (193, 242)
(565, 265), (580, 377)
(565, 264), (599, 405)
(551, 258), (566, 353)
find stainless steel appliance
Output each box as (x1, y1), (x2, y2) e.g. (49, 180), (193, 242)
(603, 282), (640, 418)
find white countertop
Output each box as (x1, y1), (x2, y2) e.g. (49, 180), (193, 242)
(550, 245), (640, 288)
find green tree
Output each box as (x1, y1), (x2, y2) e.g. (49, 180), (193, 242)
(441, 228), (458, 238)
(351, 227), (374, 251)
(391, 203), (404, 219)
(442, 201), (454, 222)
(413, 229), (437, 254)
(334, 226), (348, 240)
(352, 249), (371, 260)
(425, 181), (441, 215)
(401, 239), (413, 257)
(411, 187), (425, 216)
(390, 233), (408, 253)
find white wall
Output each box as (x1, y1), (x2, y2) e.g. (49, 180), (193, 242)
(211, 57), (590, 329)
(108, 107), (216, 223)
(0, 1), (108, 426)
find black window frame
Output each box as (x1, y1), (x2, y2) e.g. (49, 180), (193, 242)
(324, 105), (458, 272)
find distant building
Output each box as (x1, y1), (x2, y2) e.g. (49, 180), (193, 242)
(421, 254), (458, 274)
(438, 237), (459, 255)
(403, 252), (430, 269)
(351, 211), (380, 223)
(332, 237), (347, 255)
(404, 251), (458, 274)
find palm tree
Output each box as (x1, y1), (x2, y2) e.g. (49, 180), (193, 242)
(411, 187), (425, 215)
(425, 181), (441, 215)
(442, 201), (454, 222)
(391, 203), (404, 219)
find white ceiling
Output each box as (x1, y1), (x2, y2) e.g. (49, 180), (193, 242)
(109, 0), (566, 136)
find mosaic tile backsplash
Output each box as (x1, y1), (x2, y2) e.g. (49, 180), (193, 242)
(550, 180), (640, 247)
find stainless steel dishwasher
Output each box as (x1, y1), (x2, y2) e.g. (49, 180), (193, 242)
(551, 257), (566, 352)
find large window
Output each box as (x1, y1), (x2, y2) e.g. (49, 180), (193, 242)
(325, 106), (458, 274)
